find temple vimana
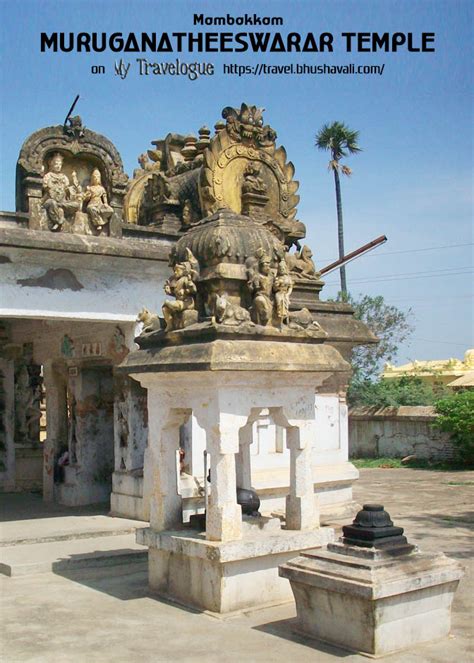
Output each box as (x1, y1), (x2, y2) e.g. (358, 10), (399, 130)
(0, 103), (374, 513)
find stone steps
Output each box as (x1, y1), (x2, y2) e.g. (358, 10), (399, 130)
(0, 524), (140, 547)
(0, 532), (147, 576)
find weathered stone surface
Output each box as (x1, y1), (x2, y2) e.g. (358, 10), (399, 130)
(16, 120), (128, 237)
(121, 337), (348, 374)
(280, 538), (464, 656)
(139, 526), (335, 613)
(349, 406), (456, 461)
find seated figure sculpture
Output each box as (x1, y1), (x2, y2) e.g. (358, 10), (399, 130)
(242, 162), (267, 195)
(42, 153), (81, 231)
(84, 168), (114, 232)
(162, 249), (199, 331)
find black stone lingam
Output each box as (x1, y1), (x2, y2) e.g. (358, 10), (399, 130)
(342, 504), (415, 552)
(188, 486), (260, 531)
(237, 487), (261, 517)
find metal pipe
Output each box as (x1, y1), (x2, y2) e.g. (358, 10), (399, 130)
(64, 94), (80, 128)
(320, 235), (388, 276)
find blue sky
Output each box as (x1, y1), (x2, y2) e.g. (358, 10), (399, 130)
(1, 0), (472, 366)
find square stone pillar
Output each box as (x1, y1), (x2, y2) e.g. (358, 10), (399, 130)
(146, 394), (190, 532)
(0, 358), (15, 492)
(194, 405), (247, 542)
(236, 423), (253, 490)
(42, 361), (68, 502)
(286, 422), (319, 530)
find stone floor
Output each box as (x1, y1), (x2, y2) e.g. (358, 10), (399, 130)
(1, 468), (473, 662)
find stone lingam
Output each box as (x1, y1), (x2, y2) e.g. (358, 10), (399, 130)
(280, 504), (464, 657)
(118, 104), (359, 614)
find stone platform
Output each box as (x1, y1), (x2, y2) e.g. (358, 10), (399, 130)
(139, 524), (335, 613)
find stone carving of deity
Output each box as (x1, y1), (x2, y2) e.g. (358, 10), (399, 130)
(247, 249), (275, 326)
(273, 260), (294, 328)
(42, 153), (81, 231)
(242, 162), (268, 195)
(162, 250), (199, 331)
(83, 168), (114, 231)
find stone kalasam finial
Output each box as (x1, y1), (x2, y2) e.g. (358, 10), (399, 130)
(196, 126), (211, 154)
(162, 249), (199, 331)
(181, 135), (198, 162)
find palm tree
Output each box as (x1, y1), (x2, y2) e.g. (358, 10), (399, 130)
(315, 122), (361, 297)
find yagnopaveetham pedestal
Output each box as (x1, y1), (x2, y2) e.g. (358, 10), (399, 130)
(279, 504), (464, 657)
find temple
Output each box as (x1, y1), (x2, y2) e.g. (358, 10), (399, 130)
(0, 104), (375, 526)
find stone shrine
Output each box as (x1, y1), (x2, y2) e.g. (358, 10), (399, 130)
(118, 103), (374, 612)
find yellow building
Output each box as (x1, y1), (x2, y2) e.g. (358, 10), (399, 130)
(383, 349), (474, 386)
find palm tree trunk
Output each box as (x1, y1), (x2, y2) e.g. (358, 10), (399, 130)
(333, 167), (347, 297)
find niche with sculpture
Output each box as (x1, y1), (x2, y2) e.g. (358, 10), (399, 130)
(41, 153), (113, 234)
(16, 117), (128, 237)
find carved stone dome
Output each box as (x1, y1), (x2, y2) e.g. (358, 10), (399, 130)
(174, 208), (282, 273)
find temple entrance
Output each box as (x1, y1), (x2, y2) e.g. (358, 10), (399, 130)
(0, 317), (135, 506)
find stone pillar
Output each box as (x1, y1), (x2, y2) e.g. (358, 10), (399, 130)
(285, 420), (319, 530)
(114, 376), (148, 473)
(236, 423), (253, 490)
(195, 405), (246, 542)
(180, 415), (206, 477)
(146, 396), (190, 531)
(0, 358), (15, 492)
(42, 361), (67, 502)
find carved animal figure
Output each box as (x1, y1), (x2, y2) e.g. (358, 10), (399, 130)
(215, 294), (251, 326)
(287, 307), (322, 331)
(137, 307), (162, 333)
(285, 245), (320, 279)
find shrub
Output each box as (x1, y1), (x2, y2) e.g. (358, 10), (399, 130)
(348, 376), (450, 408)
(433, 392), (474, 464)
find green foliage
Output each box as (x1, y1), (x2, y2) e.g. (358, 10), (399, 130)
(340, 293), (414, 381)
(348, 376), (450, 408)
(315, 121), (361, 169)
(433, 392), (474, 463)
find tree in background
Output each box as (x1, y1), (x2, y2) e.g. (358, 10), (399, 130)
(348, 375), (450, 409)
(348, 293), (414, 381)
(315, 121), (361, 296)
(433, 392), (474, 464)
(339, 292), (419, 407)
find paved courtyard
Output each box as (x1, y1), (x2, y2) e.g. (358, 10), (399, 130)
(1, 468), (473, 663)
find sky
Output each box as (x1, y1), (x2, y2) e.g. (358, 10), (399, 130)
(0, 0), (472, 366)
